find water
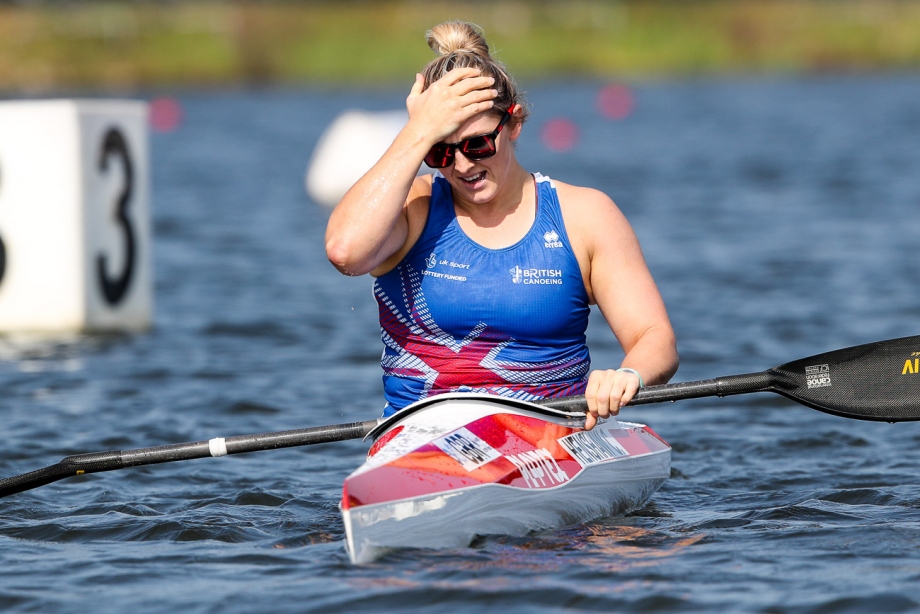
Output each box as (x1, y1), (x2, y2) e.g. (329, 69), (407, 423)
(2, 74), (920, 612)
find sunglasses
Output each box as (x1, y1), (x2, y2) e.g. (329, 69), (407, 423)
(424, 104), (517, 169)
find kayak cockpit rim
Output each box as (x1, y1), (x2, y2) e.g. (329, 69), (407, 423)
(365, 392), (587, 441)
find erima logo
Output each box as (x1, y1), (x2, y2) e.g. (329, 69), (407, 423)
(543, 230), (563, 248)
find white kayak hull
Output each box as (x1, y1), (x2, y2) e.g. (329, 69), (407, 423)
(340, 394), (670, 564)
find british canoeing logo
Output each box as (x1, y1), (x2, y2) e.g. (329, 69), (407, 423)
(509, 266), (563, 285)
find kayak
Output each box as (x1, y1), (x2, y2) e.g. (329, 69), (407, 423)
(340, 393), (671, 564)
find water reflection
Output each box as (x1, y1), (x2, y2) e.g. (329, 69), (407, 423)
(346, 515), (704, 581)
(1, 75), (920, 611)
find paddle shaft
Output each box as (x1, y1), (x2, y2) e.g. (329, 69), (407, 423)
(0, 420), (378, 498)
(540, 372), (772, 413)
(3, 335), (919, 498)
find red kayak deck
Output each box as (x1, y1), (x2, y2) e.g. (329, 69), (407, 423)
(341, 394), (670, 564)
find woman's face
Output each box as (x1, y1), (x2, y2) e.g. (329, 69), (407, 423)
(437, 108), (522, 206)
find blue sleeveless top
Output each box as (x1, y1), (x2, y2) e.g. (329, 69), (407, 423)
(373, 172), (591, 415)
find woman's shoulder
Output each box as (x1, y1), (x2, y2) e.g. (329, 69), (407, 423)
(409, 173), (435, 199)
(406, 174), (435, 216)
(551, 178), (637, 255)
(549, 178), (623, 219)
(406, 173), (436, 223)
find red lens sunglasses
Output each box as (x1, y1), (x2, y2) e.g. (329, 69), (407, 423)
(424, 104), (518, 169)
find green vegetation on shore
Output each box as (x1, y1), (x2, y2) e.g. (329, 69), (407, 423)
(1, 0), (919, 91)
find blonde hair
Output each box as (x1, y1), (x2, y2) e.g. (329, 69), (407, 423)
(422, 21), (528, 123)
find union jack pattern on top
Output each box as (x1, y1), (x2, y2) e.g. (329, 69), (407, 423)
(374, 173), (593, 415)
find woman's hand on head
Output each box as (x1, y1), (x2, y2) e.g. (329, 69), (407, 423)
(583, 368), (642, 431)
(406, 68), (498, 145)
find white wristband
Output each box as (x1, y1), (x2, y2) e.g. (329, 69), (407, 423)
(617, 367), (645, 388)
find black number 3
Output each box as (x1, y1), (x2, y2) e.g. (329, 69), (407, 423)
(96, 128), (136, 306)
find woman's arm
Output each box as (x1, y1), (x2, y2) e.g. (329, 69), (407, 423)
(558, 182), (679, 429)
(325, 68), (497, 276)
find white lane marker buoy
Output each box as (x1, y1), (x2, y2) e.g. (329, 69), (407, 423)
(305, 109), (425, 208)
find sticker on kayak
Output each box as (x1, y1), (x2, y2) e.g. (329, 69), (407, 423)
(433, 427), (502, 471)
(558, 428), (629, 466)
(505, 448), (570, 489)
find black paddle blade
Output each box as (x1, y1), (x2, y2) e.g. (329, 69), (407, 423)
(763, 335), (920, 422)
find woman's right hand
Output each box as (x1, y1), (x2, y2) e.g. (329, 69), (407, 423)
(325, 69), (496, 278)
(405, 68), (498, 146)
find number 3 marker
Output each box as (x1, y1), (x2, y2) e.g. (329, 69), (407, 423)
(96, 127), (136, 306)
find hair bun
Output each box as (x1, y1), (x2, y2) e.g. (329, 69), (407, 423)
(419, 21), (529, 124)
(426, 21), (490, 57)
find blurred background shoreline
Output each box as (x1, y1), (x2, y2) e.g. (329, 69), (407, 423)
(1, 0), (919, 93)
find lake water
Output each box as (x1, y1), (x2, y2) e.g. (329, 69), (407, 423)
(2, 74), (920, 612)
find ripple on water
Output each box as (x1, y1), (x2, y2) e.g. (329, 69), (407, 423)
(3, 77), (920, 612)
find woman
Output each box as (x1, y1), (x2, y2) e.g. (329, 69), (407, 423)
(325, 21), (678, 429)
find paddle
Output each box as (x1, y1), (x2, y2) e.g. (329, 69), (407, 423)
(542, 334), (920, 422)
(1, 335), (918, 498)
(0, 420), (379, 499)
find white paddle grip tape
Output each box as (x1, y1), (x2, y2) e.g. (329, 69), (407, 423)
(208, 437), (228, 457)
